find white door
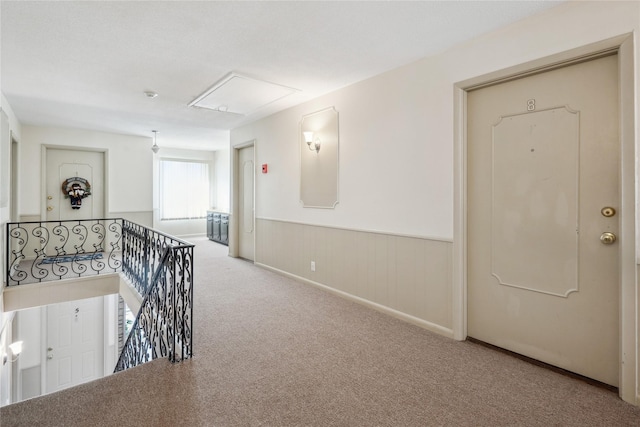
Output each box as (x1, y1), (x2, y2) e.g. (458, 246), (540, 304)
(467, 54), (619, 386)
(45, 296), (104, 394)
(44, 149), (105, 257)
(45, 148), (104, 221)
(238, 146), (255, 261)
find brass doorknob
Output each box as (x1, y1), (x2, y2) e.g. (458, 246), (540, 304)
(47, 206), (53, 211)
(600, 232), (617, 245)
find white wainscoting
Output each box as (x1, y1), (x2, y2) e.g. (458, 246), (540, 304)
(255, 218), (453, 336)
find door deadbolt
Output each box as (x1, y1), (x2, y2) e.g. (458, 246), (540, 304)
(47, 196), (53, 200)
(601, 207), (616, 217)
(600, 232), (617, 245)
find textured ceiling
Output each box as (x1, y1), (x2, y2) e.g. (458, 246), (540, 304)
(1, 1), (563, 150)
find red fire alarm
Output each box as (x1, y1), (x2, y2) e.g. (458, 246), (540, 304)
(262, 164), (268, 174)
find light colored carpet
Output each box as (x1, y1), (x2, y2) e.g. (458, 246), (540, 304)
(2, 237), (640, 426)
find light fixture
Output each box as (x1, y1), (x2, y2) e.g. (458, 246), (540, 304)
(3, 340), (23, 365)
(303, 131), (321, 154)
(151, 130), (160, 154)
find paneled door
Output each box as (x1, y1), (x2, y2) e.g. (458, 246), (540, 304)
(45, 148), (104, 221)
(45, 296), (104, 394)
(238, 145), (255, 261)
(44, 148), (105, 256)
(467, 54), (619, 386)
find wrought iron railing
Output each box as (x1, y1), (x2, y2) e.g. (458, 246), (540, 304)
(5, 218), (194, 371)
(5, 218), (123, 286)
(114, 240), (194, 371)
(121, 220), (192, 297)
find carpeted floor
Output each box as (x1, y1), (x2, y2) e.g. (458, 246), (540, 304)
(2, 237), (640, 426)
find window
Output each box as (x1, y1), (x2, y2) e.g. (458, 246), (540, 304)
(159, 159), (210, 220)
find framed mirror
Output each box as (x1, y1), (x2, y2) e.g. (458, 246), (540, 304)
(300, 107), (339, 208)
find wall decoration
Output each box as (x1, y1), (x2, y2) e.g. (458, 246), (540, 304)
(300, 107), (339, 208)
(61, 177), (92, 209)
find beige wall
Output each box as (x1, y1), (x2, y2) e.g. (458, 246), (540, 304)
(232, 1), (640, 240)
(231, 0), (640, 401)
(19, 125), (154, 221)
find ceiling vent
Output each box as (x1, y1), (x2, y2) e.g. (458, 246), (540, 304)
(188, 73), (299, 115)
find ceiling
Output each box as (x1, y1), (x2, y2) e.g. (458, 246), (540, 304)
(1, 1), (563, 151)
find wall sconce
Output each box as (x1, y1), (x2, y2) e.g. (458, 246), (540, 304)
(2, 341), (23, 365)
(151, 130), (160, 154)
(303, 131), (321, 154)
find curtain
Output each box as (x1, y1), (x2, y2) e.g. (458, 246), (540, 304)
(160, 160), (210, 220)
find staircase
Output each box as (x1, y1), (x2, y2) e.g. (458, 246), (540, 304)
(4, 218), (194, 372)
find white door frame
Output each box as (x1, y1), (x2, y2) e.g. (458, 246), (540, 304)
(229, 140), (256, 259)
(453, 34), (637, 404)
(10, 133), (19, 222)
(41, 145), (109, 220)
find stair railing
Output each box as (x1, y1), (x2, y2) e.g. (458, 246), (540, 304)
(114, 239), (193, 371)
(117, 220), (194, 371)
(5, 218), (194, 372)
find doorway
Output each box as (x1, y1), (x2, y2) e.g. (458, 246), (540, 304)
(467, 54), (619, 386)
(45, 296), (105, 394)
(454, 35), (637, 403)
(237, 145), (255, 261)
(44, 148), (105, 221)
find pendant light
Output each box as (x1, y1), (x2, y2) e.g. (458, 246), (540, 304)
(151, 130), (160, 154)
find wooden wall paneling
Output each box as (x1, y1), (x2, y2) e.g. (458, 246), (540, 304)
(315, 226), (328, 285)
(324, 227), (339, 291)
(343, 229), (359, 295)
(281, 221), (292, 273)
(254, 219), (453, 332)
(281, 221), (294, 274)
(415, 239), (429, 320)
(422, 240), (452, 328)
(374, 233), (389, 306)
(338, 227), (351, 292)
(355, 231), (370, 301)
(387, 235), (398, 310)
(260, 219), (272, 267)
(395, 236), (420, 318)
(292, 222), (305, 277)
(303, 225), (315, 281)
(255, 219), (264, 264)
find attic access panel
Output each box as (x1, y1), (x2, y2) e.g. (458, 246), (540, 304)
(189, 73), (299, 115)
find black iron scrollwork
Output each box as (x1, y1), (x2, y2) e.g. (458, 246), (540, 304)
(6, 218), (124, 285)
(5, 218), (194, 373)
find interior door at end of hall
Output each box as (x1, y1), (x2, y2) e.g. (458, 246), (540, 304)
(45, 149), (104, 256)
(238, 146), (255, 261)
(467, 54), (619, 386)
(46, 149), (104, 221)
